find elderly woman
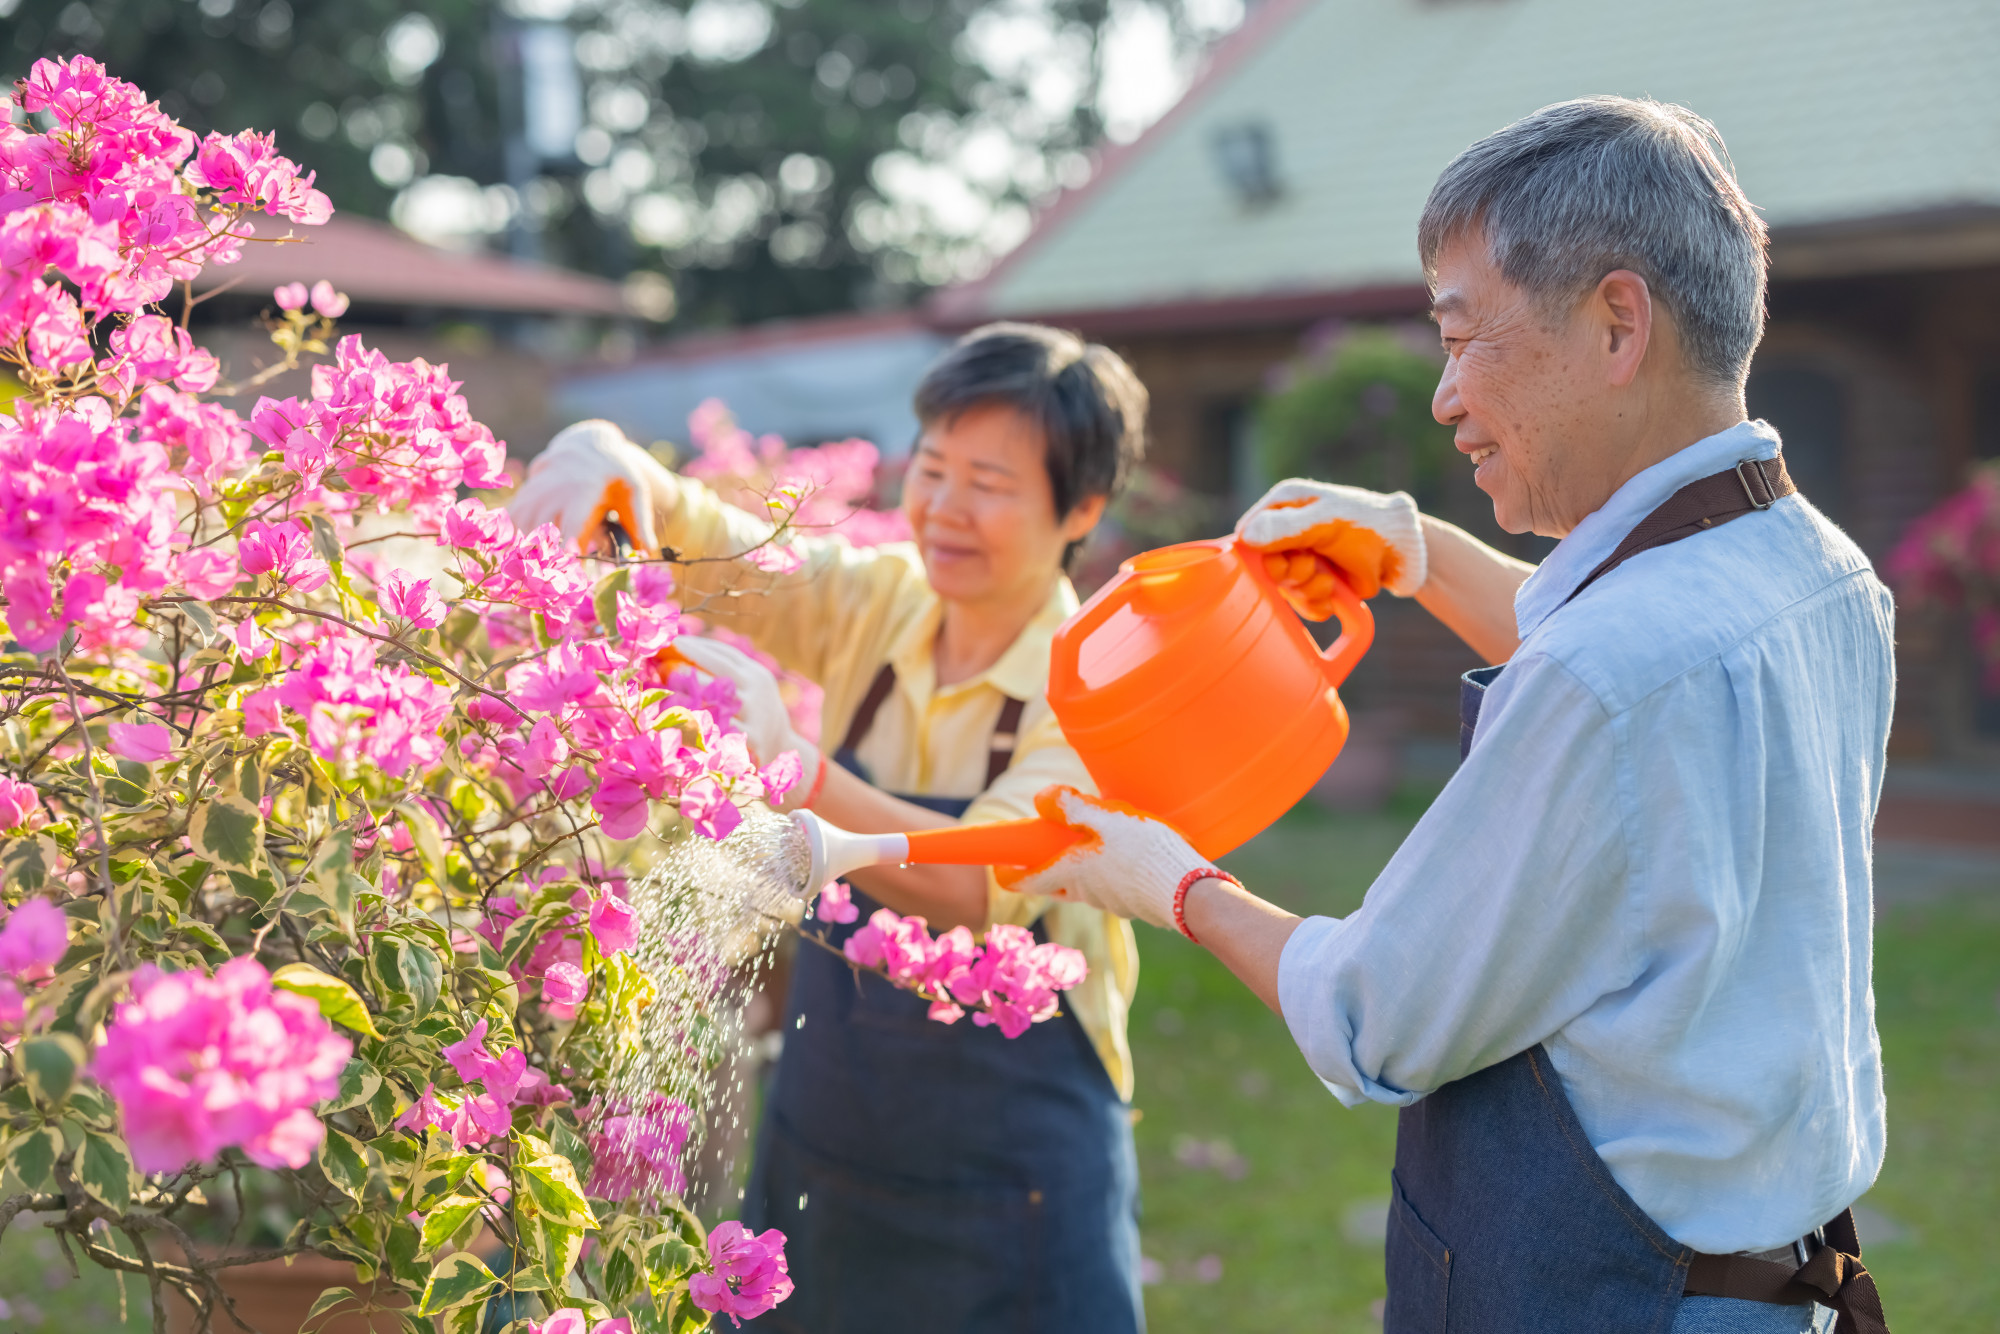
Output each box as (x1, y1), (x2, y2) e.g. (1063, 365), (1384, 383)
(1015, 98), (1893, 1334)
(509, 324), (1149, 1333)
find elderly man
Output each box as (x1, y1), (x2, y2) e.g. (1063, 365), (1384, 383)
(1018, 97), (1893, 1334)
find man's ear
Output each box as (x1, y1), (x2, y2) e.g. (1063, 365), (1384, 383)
(1062, 493), (1109, 543)
(1595, 268), (1654, 389)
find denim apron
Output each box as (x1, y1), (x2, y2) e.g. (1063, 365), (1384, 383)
(1388, 458), (1886, 1334)
(742, 665), (1144, 1334)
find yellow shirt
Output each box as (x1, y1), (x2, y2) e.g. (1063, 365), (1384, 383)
(663, 477), (1139, 1099)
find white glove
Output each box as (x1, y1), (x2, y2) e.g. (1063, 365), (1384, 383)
(508, 419), (679, 557)
(1008, 786), (1215, 934)
(671, 636), (820, 806)
(1236, 479), (1427, 607)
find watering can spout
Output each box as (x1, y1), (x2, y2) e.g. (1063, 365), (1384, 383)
(792, 810), (1086, 891)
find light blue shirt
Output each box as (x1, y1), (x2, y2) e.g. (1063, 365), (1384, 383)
(1277, 421), (1894, 1254)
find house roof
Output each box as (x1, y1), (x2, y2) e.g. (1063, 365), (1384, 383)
(193, 214), (633, 318)
(940, 0), (2000, 325)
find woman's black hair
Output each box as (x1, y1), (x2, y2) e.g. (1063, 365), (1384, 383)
(912, 322), (1149, 570)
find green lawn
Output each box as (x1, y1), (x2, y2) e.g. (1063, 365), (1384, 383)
(6, 796), (1995, 1332)
(1131, 798), (2000, 1333)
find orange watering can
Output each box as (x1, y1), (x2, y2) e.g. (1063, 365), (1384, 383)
(795, 537), (1375, 888)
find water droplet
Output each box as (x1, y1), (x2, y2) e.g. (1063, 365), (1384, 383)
(799, 1193), (809, 1210)
(795, 1014), (805, 1029)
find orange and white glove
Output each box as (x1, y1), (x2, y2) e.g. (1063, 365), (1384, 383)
(508, 419), (679, 557)
(671, 636), (821, 808)
(1236, 479), (1427, 616)
(1009, 786), (1232, 939)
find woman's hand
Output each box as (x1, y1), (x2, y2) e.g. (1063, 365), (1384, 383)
(1008, 786), (1215, 932)
(1236, 479), (1428, 614)
(672, 636), (822, 808)
(509, 419), (680, 557)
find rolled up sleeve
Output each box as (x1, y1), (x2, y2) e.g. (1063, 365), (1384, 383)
(1277, 654), (1639, 1106)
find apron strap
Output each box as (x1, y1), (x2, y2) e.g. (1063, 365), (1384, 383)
(838, 662), (1027, 786)
(1683, 1208), (1891, 1334)
(1564, 455), (1797, 607)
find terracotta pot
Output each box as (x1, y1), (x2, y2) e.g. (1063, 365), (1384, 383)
(163, 1251), (406, 1334)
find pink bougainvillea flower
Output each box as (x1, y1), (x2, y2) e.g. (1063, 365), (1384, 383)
(530, 1313), (589, 1334)
(678, 774), (741, 841)
(273, 282), (308, 310)
(90, 958), (350, 1173)
(0, 778), (43, 832)
(237, 519), (330, 591)
(813, 882), (858, 925)
(0, 978), (23, 1033)
(174, 547), (239, 599)
(541, 961), (589, 1018)
(309, 280), (349, 318)
(0, 898), (69, 979)
(231, 617), (274, 661)
(377, 567), (444, 627)
(586, 1091), (692, 1200)
(242, 689), (283, 736)
(744, 542), (804, 575)
(107, 721), (173, 763)
(589, 892), (638, 956)
(688, 1221), (793, 1326)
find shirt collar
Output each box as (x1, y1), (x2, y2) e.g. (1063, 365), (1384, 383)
(886, 578), (1080, 703)
(1514, 419), (1781, 641)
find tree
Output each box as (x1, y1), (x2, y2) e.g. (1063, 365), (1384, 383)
(6, 0), (1240, 328)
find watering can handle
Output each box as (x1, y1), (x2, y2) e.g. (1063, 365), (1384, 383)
(1316, 566), (1375, 688)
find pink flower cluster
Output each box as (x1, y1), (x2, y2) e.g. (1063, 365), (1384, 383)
(89, 958), (351, 1173)
(585, 1091), (693, 1200)
(394, 1018), (567, 1149)
(843, 911), (1088, 1037)
(0, 897), (68, 1035)
(688, 1221), (793, 1327)
(262, 629), (453, 776)
(525, 1313), (631, 1334)
(474, 880), (637, 1019)
(684, 398), (910, 550)
(247, 335), (506, 524)
(1887, 462), (2000, 687)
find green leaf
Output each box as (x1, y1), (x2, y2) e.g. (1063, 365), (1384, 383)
(227, 866), (280, 908)
(396, 940), (443, 1018)
(308, 513), (345, 567)
(76, 1128), (136, 1209)
(302, 1285), (361, 1329)
(418, 1193), (484, 1255)
(386, 1216), (425, 1287)
(401, 804), (449, 888)
(592, 566), (632, 636)
(3, 1124), (61, 1191)
(416, 1253), (498, 1316)
(550, 1116), (593, 1189)
(180, 600), (219, 646)
(516, 1132), (597, 1230)
(2, 834), (51, 889)
(18, 1034), (86, 1106)
(273, 962), (383, 1038)
(326, 1057), (384, 1113)
(189, 795), (263, 873)
(317, 1127), (370, 1200)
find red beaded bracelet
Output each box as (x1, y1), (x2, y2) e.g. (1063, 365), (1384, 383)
(799, 750), (829, 811)
(1172, 868), (1240, 944)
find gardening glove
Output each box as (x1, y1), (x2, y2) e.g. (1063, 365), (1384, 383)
(671, 635), (820, 807)
(508, 419), (679, 557)
(1008, 786), (1216, 933)
(1236, 479), (1427, 614)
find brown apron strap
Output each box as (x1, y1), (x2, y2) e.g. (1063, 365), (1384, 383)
(1563, 455), (1796, 607)
(839, 663), (899, 755)
(1683, 1209), (1890, 1334)
(839, 662), (1027, 785)
(986, 695), (1027, 786)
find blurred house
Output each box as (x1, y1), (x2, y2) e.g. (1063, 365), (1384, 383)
(192, 214), (638, 457)
(932, 0), (2000, 765)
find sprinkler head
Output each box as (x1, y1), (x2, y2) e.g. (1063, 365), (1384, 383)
(792, 810), (911, 893)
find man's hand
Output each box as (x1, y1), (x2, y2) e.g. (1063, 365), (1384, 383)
(1008, 786), (1213, 932)
(1237, 479), (1427, 614)
(508, 419), (679, 557)
(672, 636), (821, 808)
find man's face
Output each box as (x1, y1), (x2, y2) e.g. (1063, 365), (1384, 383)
(1430, 234), (1606, 538)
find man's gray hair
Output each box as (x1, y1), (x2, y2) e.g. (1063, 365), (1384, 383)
(1417, 96), (1769, 386)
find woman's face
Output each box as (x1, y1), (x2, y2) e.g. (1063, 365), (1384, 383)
(903, 403), (1105, 608)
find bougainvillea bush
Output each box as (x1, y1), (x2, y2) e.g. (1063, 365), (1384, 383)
(0, 57), (1081, 1334)
(1887, 459), (2000, 689)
